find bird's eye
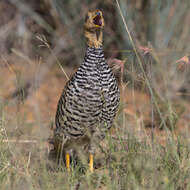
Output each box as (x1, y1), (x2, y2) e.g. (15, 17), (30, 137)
(85, 15), (89, 22)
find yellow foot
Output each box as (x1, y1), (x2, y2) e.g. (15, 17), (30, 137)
(89, 153), (94, 172)
(66, 153), (70, 172)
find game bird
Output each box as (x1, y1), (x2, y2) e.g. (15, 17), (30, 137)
(53, 10), (120, 172)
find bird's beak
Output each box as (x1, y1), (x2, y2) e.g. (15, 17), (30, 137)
(93, 13), (102, 27)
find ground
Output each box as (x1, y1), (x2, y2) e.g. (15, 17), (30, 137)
(0, 55), (190, 189)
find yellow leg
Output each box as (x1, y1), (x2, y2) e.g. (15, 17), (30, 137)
(89, 153), (94, 172)
(66, 153), (70, 172)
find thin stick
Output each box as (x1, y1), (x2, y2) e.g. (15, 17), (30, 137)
(2, 139), (38, 143)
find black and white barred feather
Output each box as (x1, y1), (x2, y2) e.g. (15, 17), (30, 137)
(54, 46), (120, 141)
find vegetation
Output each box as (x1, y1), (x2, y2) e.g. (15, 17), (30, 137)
(0, 0), (190, 189)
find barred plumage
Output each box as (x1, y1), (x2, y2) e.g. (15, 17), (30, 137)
(53, 10), (120, 171)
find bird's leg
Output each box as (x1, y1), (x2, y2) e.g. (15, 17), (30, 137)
(88, 134), (102, 172)
(88, 143), (96, 172)
(89, 124), (108, 172)
(65, 152), (70, 172)
(89, 153), (94, 172)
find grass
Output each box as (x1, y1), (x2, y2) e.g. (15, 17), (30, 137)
(1, 0), (190, 189)
(0, 119), (190, 189)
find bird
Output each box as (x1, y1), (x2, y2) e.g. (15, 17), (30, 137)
(53, 10), (120, 172)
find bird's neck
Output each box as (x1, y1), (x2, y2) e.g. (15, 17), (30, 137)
(86, 46), (104, 55)
(84, 30), (103, 49)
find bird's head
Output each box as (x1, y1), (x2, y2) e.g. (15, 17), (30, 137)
(84, 10), (104, 48)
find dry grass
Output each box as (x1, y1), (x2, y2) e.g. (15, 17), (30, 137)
(0, 0), (190, 189)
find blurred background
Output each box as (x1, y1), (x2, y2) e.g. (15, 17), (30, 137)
(0, 0), (190, 143)
(1, 0), (190, 189)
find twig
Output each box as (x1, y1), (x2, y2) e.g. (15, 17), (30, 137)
(7, 36), (67, 101)
(2, 139), (38, 143)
